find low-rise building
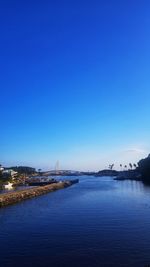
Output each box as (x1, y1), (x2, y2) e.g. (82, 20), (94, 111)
(2, 169), (18, 179)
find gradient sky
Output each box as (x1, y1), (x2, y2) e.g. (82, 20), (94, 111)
(0, 0), (150, 171)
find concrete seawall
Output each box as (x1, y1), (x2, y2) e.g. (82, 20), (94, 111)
(0, 179), (79, 208)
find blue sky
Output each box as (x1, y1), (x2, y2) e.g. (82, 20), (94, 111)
(0, 0), (150, 171)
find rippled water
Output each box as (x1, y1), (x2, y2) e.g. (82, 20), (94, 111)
(0, 176), (150, 267)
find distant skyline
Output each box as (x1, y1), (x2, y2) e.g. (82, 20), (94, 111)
(1, 0), (150, 171)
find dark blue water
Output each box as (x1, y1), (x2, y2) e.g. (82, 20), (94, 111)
(1, 176), (150, 267)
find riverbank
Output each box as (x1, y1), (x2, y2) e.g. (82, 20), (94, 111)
(0, 179), (79, 208)
(114, 170), (141, 181)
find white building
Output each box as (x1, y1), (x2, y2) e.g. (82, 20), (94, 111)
(2, 169), (18, 179)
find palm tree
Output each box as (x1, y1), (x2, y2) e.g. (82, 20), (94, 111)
(133, 163), (137, 169)
(120, 164), (122, 170)
(129, 163), (132, 170)
(124, 165), (127, 170)
(109, 164), (114, 170)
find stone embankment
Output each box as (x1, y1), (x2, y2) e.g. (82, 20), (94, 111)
(0, 179), (79, 208)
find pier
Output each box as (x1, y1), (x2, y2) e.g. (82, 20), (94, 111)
(0, 179), (79, 208)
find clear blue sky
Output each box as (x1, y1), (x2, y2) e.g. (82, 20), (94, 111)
(0, 0), (150, 171)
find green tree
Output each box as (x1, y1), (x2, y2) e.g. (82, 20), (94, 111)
(138, 154), (150, 182)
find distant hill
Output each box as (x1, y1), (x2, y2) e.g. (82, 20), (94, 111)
(95, 169), (118, 177)
(7, 166), (36, 174)
(43, 170), (96, 176)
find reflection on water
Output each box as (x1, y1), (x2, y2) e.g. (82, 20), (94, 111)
(0, 176), (150, 267)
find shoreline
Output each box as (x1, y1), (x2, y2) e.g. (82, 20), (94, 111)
(0, 179), (79, 208)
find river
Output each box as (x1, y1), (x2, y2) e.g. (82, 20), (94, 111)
(0, 176), (150, 267)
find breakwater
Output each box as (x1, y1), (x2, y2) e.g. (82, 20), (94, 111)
(0, 179), (79, 208)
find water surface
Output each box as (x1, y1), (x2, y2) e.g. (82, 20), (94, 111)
(0, 176), (150, 267)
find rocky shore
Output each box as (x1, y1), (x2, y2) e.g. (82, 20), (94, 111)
(0, 179), (79, 208)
